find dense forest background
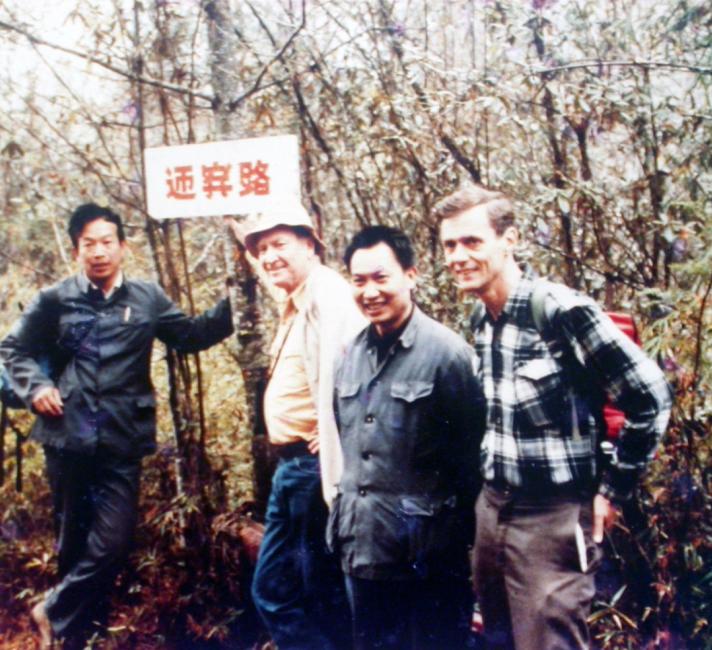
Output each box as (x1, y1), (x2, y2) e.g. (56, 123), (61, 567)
(0, 0), (710, 648)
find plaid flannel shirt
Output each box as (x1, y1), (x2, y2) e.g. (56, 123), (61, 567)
(470, 270), (672, 502)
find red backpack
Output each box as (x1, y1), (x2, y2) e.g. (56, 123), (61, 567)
(600, 312), (641, 439)
(530, 282), (641, 441)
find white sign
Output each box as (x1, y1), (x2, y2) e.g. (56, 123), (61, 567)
(143, 134), (301, 219)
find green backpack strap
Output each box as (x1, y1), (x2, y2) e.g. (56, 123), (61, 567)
(530, 278), (581, 363)
(530, 279), (595, 370)
(530, 278), (554, 334)
(529, 279), (610, 444)
(474, 279), (556, 337)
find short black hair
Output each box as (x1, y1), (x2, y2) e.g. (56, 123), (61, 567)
(68, 203), (125, 248)
(343, 225), (415, 271)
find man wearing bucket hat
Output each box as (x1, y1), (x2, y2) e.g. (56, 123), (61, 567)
(229, 204), (364, 650)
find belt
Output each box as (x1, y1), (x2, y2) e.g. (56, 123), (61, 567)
(484, 481), (590, 502)
(271, 440), (312, 460)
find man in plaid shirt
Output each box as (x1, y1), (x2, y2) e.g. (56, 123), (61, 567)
(435, 183), (672, 650)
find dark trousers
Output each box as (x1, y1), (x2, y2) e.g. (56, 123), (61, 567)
(344, 573), (471, 650)
(346, 576), (472, 650)
(43, 446), (141, 639)
(472, 485), (601, 650)
(251, 453), (352, 650)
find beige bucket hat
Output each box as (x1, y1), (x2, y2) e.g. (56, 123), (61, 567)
(243, 204), (325, 257)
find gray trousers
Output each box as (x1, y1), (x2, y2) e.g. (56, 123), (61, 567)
(43, 446), (141, 640)
(472, 484), (601, 650)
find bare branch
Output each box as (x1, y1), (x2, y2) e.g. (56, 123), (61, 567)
(227, 0), (306, 111)
(690, 271), (712, 415)
(532, 240), (645, 290)
(0, 248), (59, 281)
(529, 59), (712, 76)
(0, 18), (215, 105)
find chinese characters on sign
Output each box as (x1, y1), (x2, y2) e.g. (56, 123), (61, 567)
(144, 135), (299, 219)
(239, 161), (270, 196)
(165, 161), (272, 201)
(166, 166), (196, 200)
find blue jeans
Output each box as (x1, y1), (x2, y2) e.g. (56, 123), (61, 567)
(252, 453), (352, 650)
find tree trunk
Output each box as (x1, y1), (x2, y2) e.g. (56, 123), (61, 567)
(204, 0), (272, 515)
(530, 16), (577, 288)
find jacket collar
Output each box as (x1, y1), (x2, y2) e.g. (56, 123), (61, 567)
(77, 271), (125, 299)
(279, 263), (322, 320)
(399, 304), (421, 349)
(365, 304), (421, 351)
(470, 265), (537, 329)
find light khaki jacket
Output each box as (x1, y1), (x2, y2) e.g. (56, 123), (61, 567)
(289, 263), (366, 506)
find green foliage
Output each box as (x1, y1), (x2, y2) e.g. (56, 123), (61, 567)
(0, 442), (56, 648)
(589, 214), (712, 648)
(100, 448), (264, 649)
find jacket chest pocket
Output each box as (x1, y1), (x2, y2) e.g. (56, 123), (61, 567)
(514, 357), (569, 431)
(389, 380), (435, 431)
(104, 308), (154, 346)
(335, 382), (361, 429)
(58, 313), (97, 354)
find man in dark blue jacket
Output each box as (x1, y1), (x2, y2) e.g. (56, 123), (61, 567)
(331, 226), (484, 650)
(0, 203), (233, 648)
